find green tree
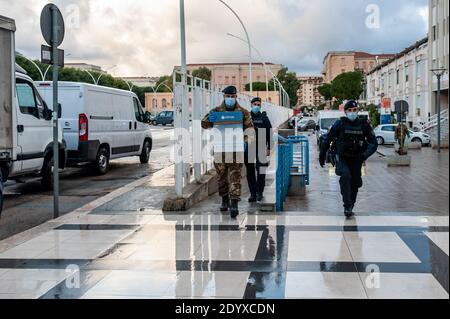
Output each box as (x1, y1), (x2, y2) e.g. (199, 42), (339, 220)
(191, 67), (212, 81)
(244, 81), (275, 91)
(365, 104), (381, 127)
(276, 67), (300, 108)
(330, 71), (363, 102)
(318, 83), (332, 101)
(155, 75), (173, 92)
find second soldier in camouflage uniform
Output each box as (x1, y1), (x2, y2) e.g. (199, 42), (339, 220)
(201, 86), (254, 218)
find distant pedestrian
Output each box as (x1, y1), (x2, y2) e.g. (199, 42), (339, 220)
(319, 100), (378, 218)
(395, 123), (410, 155)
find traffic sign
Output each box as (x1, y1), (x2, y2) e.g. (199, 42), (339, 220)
(40, 3), (65, 47)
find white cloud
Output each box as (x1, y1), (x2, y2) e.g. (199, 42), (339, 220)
(0, 0), (428, 76)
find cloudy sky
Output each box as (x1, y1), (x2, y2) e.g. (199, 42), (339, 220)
(1, 0), (429, 77)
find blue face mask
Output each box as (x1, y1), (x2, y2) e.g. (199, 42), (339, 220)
(346, 112), (359, 122)
(251, 106), (261, 114)
(225, 98), (236, 109)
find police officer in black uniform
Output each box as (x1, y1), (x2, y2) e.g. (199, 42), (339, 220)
(319, 100), (378, 218)
(246, 97), (273, 203)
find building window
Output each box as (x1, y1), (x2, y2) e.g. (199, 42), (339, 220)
(405, 65), (409, 83)
(341, 57), (346, 66)
(152, 98), (157, 108)
(225, 76), (230, 85)
(416, 61), (422, 79)
(232, 76), (236, 85)
(396, 70), (400, 85)
(355, 62), (360, 69)
(162, 99), (167, 108)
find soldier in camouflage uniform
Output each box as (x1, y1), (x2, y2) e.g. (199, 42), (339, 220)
(201, 86), (254, 218)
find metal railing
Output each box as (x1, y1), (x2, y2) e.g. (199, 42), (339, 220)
(421, 109), (449, 132)
(276, 135), (310, 212)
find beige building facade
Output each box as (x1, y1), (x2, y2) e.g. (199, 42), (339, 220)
(297, 76), (324, 107)
(322, 51), (395, 83)
(175, 63), (284, 93)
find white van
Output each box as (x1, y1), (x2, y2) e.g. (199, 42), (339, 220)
(1, 15), (66, 215)
(316, 110), (370, 146)
(37, 82), (153, 175)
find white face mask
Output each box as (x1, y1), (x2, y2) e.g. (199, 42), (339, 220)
(346, 112), (359, 122)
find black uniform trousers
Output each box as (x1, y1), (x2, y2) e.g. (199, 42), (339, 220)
(336, 156), (363, 209)
(245, 162), (267, 196)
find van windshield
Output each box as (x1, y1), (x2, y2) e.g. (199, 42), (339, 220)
(320, 118), (339, 130)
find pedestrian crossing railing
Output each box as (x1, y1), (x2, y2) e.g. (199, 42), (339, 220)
(276, 135), (310, 212)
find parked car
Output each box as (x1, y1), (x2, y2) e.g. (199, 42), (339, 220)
(1, 16), (66, 216)
(37, 82), (153, 175)
(152, 111), (174, 126)
(288, 115), (303, 129)
(374, 124), (431, 146)
(298, 118), (316, 132)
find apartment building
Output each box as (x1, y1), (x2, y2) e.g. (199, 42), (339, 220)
(297, 76), (324, 107)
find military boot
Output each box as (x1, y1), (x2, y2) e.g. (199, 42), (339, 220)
(220, 196), (230, 212)
(230, 200), (239, 219)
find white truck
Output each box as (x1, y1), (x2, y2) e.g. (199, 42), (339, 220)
(0, 16), (66, 215)
(36, 82), (153, 174)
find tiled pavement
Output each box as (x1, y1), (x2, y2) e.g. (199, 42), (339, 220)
(0, 138), (448, 299)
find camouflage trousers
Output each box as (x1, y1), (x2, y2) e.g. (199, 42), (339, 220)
(214, 162), (243, 201)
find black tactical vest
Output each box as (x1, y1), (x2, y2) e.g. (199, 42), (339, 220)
(336, 119), (368, 158)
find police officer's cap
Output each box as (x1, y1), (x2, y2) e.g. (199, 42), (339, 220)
(344, 100), (358, 110)
(222, 86), (237, 95)
(251, 97), (262, 104)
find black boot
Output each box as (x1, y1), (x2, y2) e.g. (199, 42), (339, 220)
(256, 193), (264, 202)
(220, 196), (230, 212)
(248, 193), (257, 203)
(230, 200), (239, 218)
(344, 206), (354, 218)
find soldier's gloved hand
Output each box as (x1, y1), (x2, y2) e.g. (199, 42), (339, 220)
(319, 153), (326, 168)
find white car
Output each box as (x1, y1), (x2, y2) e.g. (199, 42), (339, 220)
(374, 124), (431, 146)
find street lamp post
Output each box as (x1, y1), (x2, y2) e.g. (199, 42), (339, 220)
(227, 33), (269, 100)
(431, 67), (447, 153)
(218, 0), (253, 94)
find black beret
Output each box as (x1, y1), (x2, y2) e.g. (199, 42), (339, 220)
(344, 100), (358, 110)
(251, 97), (262, 104)
(222, 86), (237, 95)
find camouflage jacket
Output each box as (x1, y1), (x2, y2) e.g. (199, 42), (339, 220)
(201, 102), (254, 130)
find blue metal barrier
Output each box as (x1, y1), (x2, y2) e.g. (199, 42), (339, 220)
(276, 135), (310, 212)
(288, 136), (310, 186)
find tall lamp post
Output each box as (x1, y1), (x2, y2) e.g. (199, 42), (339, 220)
(218, 0), (253, 94)
(227, 32), (269, 100)
(431, 67), (447, 153)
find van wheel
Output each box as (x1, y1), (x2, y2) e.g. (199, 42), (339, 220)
(140, 140), (152, 164)
(94, 148), (110, 175)
(41, 156), (54, 191)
